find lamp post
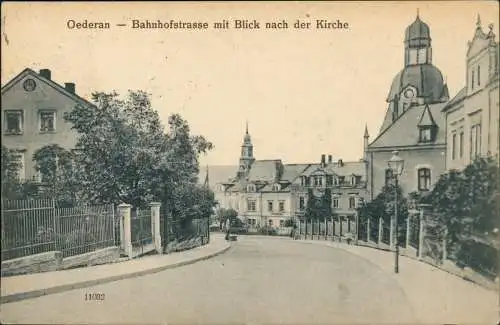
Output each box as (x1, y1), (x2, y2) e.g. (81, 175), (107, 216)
(388, 150), (404, 274)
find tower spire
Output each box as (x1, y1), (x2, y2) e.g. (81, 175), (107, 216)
(364, 124), (369, 138)
(416, 8), (420, 19)
(245, 120), (249, 134)
(204, 165), (209, 188)
(476, 14), (481, 28)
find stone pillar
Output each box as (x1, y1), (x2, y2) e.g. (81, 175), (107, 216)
(367, 218), (371, 242)
(150, 202), (162, 254)
(118, 203), (133, 258)
(378, 217), (383, 245)
(405, 215), (411, 248)
(332, 219), (336, 241)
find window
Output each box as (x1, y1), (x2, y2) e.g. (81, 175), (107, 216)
(477, 65), (480, 86)
(314, 175), (323, 186)
(267, 201), (273, 212)
(350, 176), (356, 186)
(304, 177), (310, 186)
(470, 124), (482, 160)
(247, 184), (256, 192)
(419, 127), (432, 142)
(349, 197), (356, 209)
(247, 199), (256, 212)
(279, 220), (284, 228)
(299, 197), (305, 210)
(39, 111), (56, 132)
(268, 219), (273, 226)
(418, 168), (431, 191)
(333, 177), (339, 186)
(301, 177), (305, 186)
(471, 70), (475, 90)
(326, 175), (333, 186)
(333, 198), (339, 209)
(338, 176), (345, 184)
(248, 218), (256, 226)
(355, 176), (362, 184)
(385, 169), (393, 186)
(279, 201), (285, 212)
(4, 110), (23, 134)
(272, 184), (280, 192)
(459, 132), (464, 158)
(452, 133), (457, 160)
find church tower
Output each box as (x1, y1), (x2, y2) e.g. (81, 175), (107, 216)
(237, 121), (255, 179)
(379, 12), (450, 133)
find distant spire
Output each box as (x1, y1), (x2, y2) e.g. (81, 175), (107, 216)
(245, 120), (249, 134)
(476, 14), (481, 28)
(364, 124), (369, 138)
(416, 8), (420, 19)
(204, 165), (209, 188)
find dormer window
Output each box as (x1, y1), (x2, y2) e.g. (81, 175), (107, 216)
(247, 184), (256, 192)
(272, 184), (280, 192)
(350, 175), (356, 186)
(333, 176), (339, 186)
(338, 176), (345, 184)
(313, 175), (323, 186)
(419, 127), (432, 142)
(326, 175), (333, 186)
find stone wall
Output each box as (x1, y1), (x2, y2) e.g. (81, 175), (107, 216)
(1, 247), (120, 276)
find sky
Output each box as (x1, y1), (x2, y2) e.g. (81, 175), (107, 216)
(1, 1), (499, 167)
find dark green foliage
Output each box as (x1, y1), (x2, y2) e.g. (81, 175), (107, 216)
(305, 188), (334, 221)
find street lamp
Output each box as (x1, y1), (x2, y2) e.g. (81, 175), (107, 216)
(388, 150), (404, 274)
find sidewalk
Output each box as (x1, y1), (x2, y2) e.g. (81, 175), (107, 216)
(1, 234), (230, 304)
(302, 239), (499, 325)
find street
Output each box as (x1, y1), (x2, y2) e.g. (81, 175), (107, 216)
(0, 236), (419, 324)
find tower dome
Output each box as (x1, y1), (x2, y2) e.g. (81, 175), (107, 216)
(387, 64), (448, 103)
(404, 14), (431, 48)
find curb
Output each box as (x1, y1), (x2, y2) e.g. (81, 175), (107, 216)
(1, 243), (231, 304)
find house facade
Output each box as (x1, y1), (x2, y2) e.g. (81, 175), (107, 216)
(443, 17), (500, 171)
(366, 14), (449, 199)
(1, 68), (92, 181)
(215, 125), (369, 229)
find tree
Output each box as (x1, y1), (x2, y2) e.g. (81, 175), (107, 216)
(63, 91), (213, 208)
(32, 144), (81, 205)
(428, 156), (499, 264)
(1, 146), (22, 199)
(305, 188), (334, 222)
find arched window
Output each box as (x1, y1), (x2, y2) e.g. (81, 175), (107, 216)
(417, 168), (431, 191)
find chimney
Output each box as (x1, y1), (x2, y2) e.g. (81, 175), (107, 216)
(321, 154), (326, 167)
(65, 82), (75, 94)
(328, 155), (333, 164)
(338, 159), (343, 167)
(39, 69), (51, 80)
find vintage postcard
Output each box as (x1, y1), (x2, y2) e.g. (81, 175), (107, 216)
(1, 1), (499, 324)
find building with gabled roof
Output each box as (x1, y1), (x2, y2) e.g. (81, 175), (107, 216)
(442, 16), (499, 171)
(1, 68), (94, 181)
(366, 14), (448, 199)
(215, 125), (369, 230)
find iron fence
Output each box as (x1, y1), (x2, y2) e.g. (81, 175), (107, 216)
(159, 206), (210, 251)
(1, 199), (115, 261)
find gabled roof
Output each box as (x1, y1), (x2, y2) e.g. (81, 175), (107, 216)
(199, 165), (237, 189)
(417, 105), (437, 127)
(301, 161), (366, 178)
(1, 68), (94, 107)
(368, 102), (447, 148)
(280, 164), (310, 182)
(442, 87), (467, 112)
(246, 159), (282, 182)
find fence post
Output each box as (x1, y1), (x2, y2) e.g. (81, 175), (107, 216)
(442, 226), (448, 261)
(324, 218), (327, 240)
(405, 215), (411, 248)
(389, 217), (395, 248)
(418, 211), (425, 260)
(150, 202), (162, 254)
(339, 216), (343, 242)
(367, 218), (371, 242)
(118, 203), (133, 258)
(378, 217), (383, 245)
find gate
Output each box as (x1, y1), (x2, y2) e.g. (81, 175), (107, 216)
(130, 207), (153, 256)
